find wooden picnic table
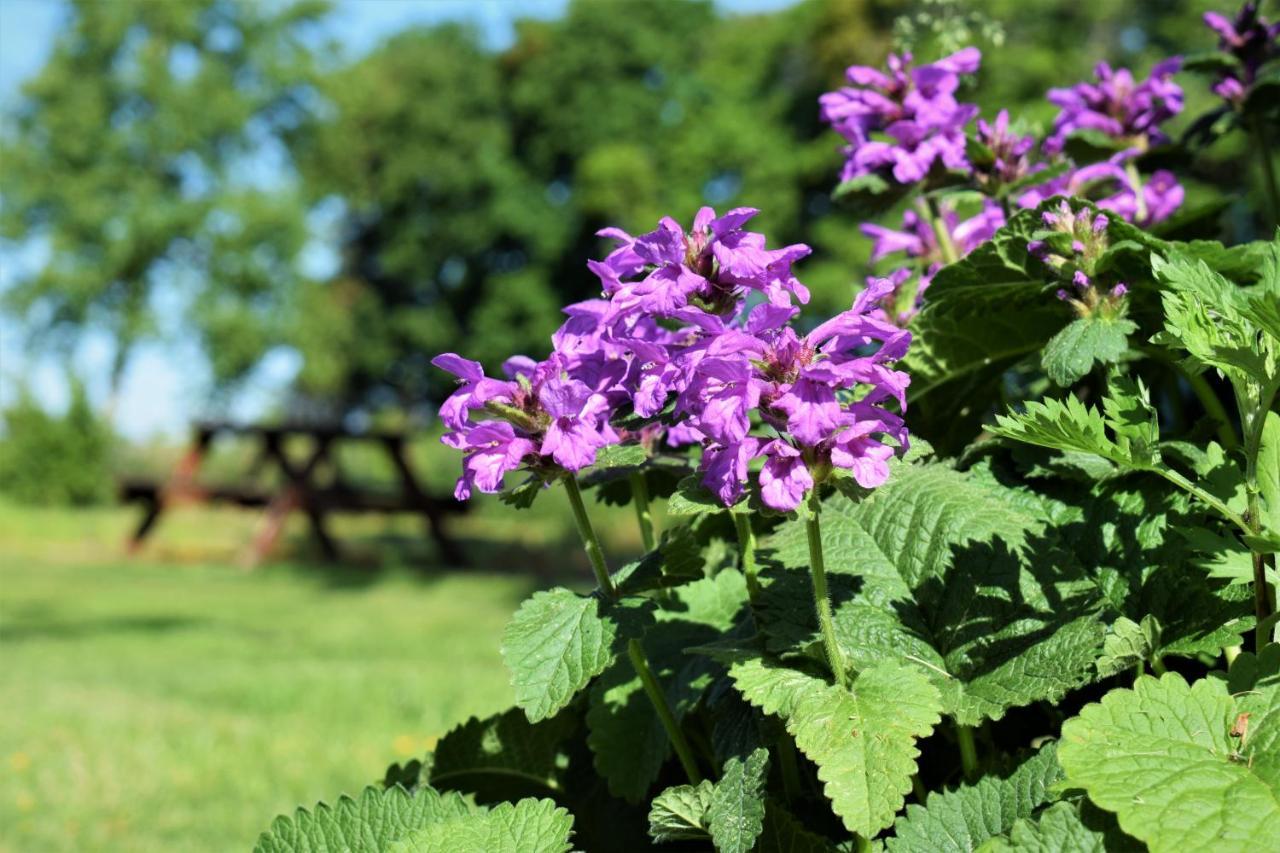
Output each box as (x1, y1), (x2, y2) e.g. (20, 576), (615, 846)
(121, 421), (467, 567)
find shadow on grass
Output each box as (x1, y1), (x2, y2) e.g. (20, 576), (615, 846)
(2, 612), (206, 643)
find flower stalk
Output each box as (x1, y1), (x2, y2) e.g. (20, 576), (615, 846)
(805, 491), (849, 688)
(563, 474), (703, 784)
(630, 471), (656, 552)
(734, 513), (762, 604)
(956, 724), (979, 781)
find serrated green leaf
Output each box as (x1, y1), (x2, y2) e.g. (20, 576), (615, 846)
(389, 797), (575, 853)
(428, 706), (577, 801)
(1041, 316), (1136, 386)
(501, 588), (621, 723)
(708, 747), (770, 853)
(1225, 643), (1280, 694)
(887, 744), (1062, 853)
(730, 658), (942, 836)
(1259, 410), (1280, 537)
(756, 460), (1104, 724)
(1059, 673), (1280, 852)
(254, 786), (478, 853)
(578, 443), (650, 489)
(993, 383), (1161, 471)
(648, 781), (715, 843)
(1094, 616), (1159, 679)
(979, 801), (1142, 853)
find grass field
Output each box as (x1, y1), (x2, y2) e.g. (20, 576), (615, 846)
(0, 494), (643, 851)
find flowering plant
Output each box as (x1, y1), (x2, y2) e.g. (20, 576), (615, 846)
(257, 7), (1280, 852)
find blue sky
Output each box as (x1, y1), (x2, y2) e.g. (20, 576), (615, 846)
(0, 0), (797, 440)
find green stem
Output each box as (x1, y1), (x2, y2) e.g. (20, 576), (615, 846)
(956, 724), (979, 782)
(1253, 116), (1280, 228)
(1225, 644), (1242, 666)
(1183, 370), (1240, 452)
(1154, 467), (1252, 536)
(563, 475), (616, 597)
(733, 513), (762, 605)
(1124, 161), (1148, 224)
(630, 472), (656, 552)
(854, 834), (873, 853)
(805, 493), (848, 688)
(627, 639), (703, 785)
(563, 474), (702, 784)
(925, 197), (960, 265)
(1151, 657), (1167, 676)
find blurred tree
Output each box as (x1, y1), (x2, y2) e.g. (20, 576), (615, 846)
(0, 377), (114, 505)
(0, 0), (326, 397)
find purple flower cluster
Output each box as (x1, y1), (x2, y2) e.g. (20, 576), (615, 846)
(860, 200), (1005, 323)
(1044, 59), (1184, 154)
(1030, 201), (1130, 317)
(974, 110), (1041, 187)
(435, 206), (911, 513)
(1204, 4), (1280, 105)
(1019, 153), (1183, 228)
(819, 48), (981, 184)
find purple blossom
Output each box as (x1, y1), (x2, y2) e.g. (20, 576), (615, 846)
(589, 207), (811, 319)
(1018, 154), (1183, 227)
(1031, 200), (1133, 320)
(1205, 3), (1280, 104)
(860, 200), (1005, 322)
(974, 109), (1041, 186)
(1044, 59), (1183, 154)
(819, 48), (982, 184)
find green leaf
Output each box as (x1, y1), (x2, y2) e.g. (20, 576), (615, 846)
(832, 172), (913, 219)
(1259, 411), (1280, 538)
(756, 459), (1105, 724)
(254, 786), (477, 853)
(389, 797), (575, 853)
(992, 380), (1160, 471)
(648, 781), (715, 843)
(667, 475), (750, 516)
(1041, 315), (1136, 386)
(730, 658), (942, 836)
(707, 747), (770, 853)
(578, 443), (650, 489)
(1059, 673), (1280, 852)
(886, 744), (1063, 853)
(428, 706), (577, 801)
(501, 588), (623, 723)
(1094, 616), (1160, 679)
(979, 801), (1142, 853)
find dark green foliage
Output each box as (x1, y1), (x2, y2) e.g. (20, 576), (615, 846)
(0, 380), (114, 505)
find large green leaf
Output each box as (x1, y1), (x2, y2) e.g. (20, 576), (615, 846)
(502, 588), (651, 723)
(887, 744), (1063, 853)
(707, 747), (770, 853)
(977, 801), (1142, 853)
(428, 706), (578, 801)
(1059, 672), (1280, 852)
(254, 786), (477, 853)
(729, 657), (942, 836)
(389, 797), (575, 853)
(756, 459), (1104, 724)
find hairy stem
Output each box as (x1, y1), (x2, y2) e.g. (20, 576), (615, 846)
(563, 474), (702, 783)
(627, 639), (703, 784)
(733, 513), (762, 604)
(925, 196), (960, 265)
(1154, 466), (1252, 536)
(629, 471), (656, 552)
(1124, 161), (1148, 225)
(956, 724), (979, 782)
(564, 474), (616, 597)
(805, 492), (848, 688)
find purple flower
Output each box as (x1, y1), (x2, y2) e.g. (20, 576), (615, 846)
(589, 207), (811, 319)
(1044, 59), (1183, 154)
(538, 376), (618, 471)
(702, 438), (761, 506)
(1205, 4), (1280, 101)
(860, 200), (1005, 322)
(974, 109), (1041, 186)
(758, 440), (814, 512)
(1018, 154), (1183, 227)
(820, 48), (982, 185)
(445, 421), (537, 501)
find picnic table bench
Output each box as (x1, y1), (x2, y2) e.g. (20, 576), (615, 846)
(121, 421), (467, 567)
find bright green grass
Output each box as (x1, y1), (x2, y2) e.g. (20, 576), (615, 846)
(0, 498), (594, 852)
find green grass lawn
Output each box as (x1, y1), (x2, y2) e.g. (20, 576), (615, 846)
(0, 494), (642, 852)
